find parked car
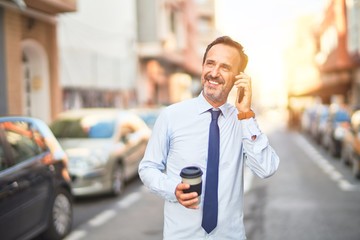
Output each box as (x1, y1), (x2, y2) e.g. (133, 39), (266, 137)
(342, 110), (360, 178)
(321, 105), (351, 157)
(301, 105), (317, 134)
(0, 117), (73, 240)
(340, 123), (355, 166)
(130, 106), (162, 129)
(49, 108), (151, 197)
(310, 104), (329, 144)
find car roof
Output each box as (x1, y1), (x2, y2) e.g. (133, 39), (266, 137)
(56, 108), (129, 119)
(0, 116), (62, 140)
(53, 108), (150, 130)
(0, 116), (43, 123)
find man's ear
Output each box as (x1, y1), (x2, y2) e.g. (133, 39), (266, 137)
(240, 54), (248, 72)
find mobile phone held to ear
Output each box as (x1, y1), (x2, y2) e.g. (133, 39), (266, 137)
(238, 87), (244, 103)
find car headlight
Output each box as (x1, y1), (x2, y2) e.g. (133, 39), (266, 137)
(69, 155), (104, 170)
(334, 127), (345, 140)
(86, 154), (104, 168)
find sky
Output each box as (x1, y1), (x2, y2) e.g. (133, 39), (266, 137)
(215, 0), (328, 107)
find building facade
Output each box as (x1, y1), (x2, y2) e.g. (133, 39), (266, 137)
(285, 15), (322, 128)
(0, 0), (76, 123)
(58, 0), (139, 110)
(294, 0), (360, 110)
(347, 0), (360, 108)
(288, 0), (352, 105)
(0, 0), (218, 119)
(313, 0), (353, 105)
(136, 0), (217, 105)
(60, 0), (216, 109)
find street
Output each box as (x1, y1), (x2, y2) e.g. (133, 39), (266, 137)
(66, 182), (163, 240)
(63, 111), (360, 240)
(2, 1), (357, 240)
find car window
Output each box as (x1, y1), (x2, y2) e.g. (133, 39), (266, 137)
(2, 121), (46, 164)
(0, 144), (5, 170)
(51, 117), (115, 139)
(118, 114), (151, 143)
(88, 121), (115, 138)
(0, 127), (12, 170)
(51, 119), (87, 138)
(137, 110), (160, 129)
(334, 111), (350, 122)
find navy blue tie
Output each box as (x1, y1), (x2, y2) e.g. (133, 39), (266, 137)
(202, 109), (220, 234)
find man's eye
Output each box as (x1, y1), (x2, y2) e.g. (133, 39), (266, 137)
(222, 66), (231, 71)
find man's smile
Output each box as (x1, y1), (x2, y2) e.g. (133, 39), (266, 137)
(205, 75), (223, 86)
(209, 80), (219, 85)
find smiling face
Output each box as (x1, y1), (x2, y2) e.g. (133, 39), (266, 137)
(201, 44), (242, 107)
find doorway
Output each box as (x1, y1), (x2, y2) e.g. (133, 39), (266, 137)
(22, 39), (50, 123)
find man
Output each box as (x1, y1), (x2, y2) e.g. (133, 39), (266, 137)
(138, 36), (280, 239)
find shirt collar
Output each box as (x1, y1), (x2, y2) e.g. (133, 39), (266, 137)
(196, 91), (232, 119)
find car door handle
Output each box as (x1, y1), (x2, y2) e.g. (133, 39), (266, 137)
(0, 182), (19, 198)
(6, 181), (19, 191)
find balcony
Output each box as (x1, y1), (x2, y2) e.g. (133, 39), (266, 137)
(25, 0), (77, 14)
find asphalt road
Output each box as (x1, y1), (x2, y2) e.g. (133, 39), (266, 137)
(244, 129), (360, 240)
(62, 111), (360, 240)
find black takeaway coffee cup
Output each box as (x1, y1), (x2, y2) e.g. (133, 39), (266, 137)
(180, 166), (203, 204)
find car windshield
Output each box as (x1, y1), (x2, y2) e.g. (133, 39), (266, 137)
(334, 111), (350, 122)
(139, 113), (158, 129)
(51, 116), (115, 139)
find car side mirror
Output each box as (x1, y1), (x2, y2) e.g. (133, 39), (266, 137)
(121, 134), (129, 144)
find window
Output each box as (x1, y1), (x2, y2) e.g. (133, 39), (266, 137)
(50, 117), (115, 139)
(346, 0), (360, 53)
(0, 144), (5, 171)
(2, 121), (44, 164)
(50, 119), (87, 138)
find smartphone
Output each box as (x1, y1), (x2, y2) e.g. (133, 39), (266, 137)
(238, 87), (244, 103)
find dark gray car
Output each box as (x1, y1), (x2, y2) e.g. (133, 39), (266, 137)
(0, 117), (73, 240)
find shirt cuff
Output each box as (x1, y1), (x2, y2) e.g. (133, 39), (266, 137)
(241, 117), (261, 140)
(165, 178), (180, 202)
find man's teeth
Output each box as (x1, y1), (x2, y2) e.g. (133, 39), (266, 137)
(209, 80), (219, 85)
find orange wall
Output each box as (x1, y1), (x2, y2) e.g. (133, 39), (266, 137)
(4, 8), (62, 120)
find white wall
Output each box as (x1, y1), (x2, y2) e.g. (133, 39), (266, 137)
(58, 0), (138, 89)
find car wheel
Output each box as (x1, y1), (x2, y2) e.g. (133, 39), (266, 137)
(352, 159), (360, 179)
(110, 163), (125, 196)
(329, 140), (340, 158)
(42, 188), (73, 240)
(340, 147), (350, 166)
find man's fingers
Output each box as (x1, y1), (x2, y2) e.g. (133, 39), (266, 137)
(178, 193), (199, 209)
(176, 183), (190, 191)
(175, 183), (199, 209)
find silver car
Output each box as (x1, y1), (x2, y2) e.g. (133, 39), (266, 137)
(50, 108), (151, 197)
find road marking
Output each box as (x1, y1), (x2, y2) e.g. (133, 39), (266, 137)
(88, 209), (117, 227)
(295, 134), (360, 192)
(117, 191), (141, 209)
(338, 179), (358, 191)
(64, 230), (87, 240)
(64, 191), (142, 240)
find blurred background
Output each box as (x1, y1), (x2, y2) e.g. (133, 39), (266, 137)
(0, 0), (334, 122)
(2, 0), (360, 240)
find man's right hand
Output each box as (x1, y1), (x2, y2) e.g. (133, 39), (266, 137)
(175, 183), (199, 209)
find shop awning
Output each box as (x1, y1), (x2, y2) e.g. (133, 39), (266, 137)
(289, 70), (351, 103)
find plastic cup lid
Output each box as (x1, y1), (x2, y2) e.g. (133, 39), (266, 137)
(180, 166), (203, 178)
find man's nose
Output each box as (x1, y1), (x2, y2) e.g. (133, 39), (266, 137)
(210, 66), (220, 77)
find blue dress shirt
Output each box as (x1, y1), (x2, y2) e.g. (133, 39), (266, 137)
(138, 93), (280, 240)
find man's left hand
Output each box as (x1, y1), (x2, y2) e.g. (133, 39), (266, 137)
(234, 72), (252, 112)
